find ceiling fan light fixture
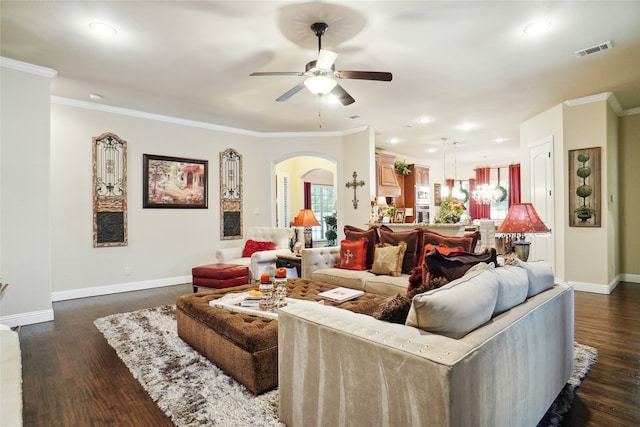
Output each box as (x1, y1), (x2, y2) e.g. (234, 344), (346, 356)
(304, 75), (337, 96)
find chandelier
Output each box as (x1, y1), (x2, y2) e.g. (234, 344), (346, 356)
(472, 160), (502, 204)
(472, 183), (501, 204)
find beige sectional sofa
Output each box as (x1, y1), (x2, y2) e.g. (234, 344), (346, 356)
(279, 260), (575, 427)
(301, 246), (409, 296)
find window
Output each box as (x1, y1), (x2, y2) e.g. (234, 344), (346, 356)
(310, 184), (335, 241)
(490, 167), (509, 219)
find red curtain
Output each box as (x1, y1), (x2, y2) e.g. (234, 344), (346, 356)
(469, 178), (478, 220)
(303, 182), (311, 209)
(474, 167), (491, 219)
(508, 164), (521, 206)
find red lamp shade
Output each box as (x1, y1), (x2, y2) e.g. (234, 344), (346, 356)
(291, 209), (320, 227)
(497, 203), (549, 234)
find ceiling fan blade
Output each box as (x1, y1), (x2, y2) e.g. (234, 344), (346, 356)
(337, 70), (393, 81)
(276, 83), (306, 102)
(330, 84), (355, 106)
(316, 49), (338, 70)
(250, 71), (303, 76)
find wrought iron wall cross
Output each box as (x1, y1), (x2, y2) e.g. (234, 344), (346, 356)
(345, 171), (365, 209)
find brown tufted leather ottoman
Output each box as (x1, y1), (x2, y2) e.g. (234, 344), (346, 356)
(176, 279), (388, 394)
(191, 263), (249, 292)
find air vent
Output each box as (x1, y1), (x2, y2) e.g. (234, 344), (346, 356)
(575, 41), (613, 57)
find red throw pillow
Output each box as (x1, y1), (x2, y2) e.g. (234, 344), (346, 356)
(378, 225), (422, 274)
(337, 238), (369, 271)
(344, 225), (379, 269)
(242, 239), (276, 257)
(419, 230), (473, 265)
(423, 243), (466, 256)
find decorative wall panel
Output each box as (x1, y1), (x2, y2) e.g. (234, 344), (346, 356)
(220, 149), (243, 239)
(93, 133), (127, 247)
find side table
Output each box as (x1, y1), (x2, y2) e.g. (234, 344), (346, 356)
(276, 253), (302, 278)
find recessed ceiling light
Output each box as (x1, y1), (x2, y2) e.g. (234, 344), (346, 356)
(523, 21), (551, 35)
(89, 21), (117, 37)
(458, 122), (474, 131)
(418, 116), (432, 124)
(389, 137), (400, 144)
(495, 138), (506, 143)
(427, 148), (438, 153)
(89, 93), (103, 101)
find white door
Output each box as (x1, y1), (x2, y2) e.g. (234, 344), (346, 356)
(528, 136), (554, 268)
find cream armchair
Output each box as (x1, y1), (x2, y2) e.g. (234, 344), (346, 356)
(215, 227), (295, 281)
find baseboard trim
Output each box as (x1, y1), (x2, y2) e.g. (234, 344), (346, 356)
(51, 275), (191, 302)
(620, 273), (640, 284)
(0, 308), (54, 328)
(573, 278), (619, 294)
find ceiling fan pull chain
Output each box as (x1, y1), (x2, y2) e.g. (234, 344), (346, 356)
(318, 95), (323, 128)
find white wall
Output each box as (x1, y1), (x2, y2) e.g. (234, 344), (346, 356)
(0, 62), (56, 325)
(48, 102), (364, 303)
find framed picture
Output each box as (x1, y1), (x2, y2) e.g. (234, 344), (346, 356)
(143, 154), (208, 208)
(394, 208), (406, 223)
(568, 147), (601, 227)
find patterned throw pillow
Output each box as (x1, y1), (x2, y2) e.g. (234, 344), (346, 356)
(242, 239), (276, 257)
(344, 225), (379, 269)
(337, 238), (369, 271)
(372, 294), (412, 324)
(378, 225), (422, 274)
(371, 242), (407, 276)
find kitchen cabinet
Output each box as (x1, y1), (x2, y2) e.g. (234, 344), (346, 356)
(404, 164), (430, 223)
(375, 153), (401, 197)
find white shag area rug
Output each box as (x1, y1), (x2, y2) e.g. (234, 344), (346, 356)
(94, 305), (597, 427)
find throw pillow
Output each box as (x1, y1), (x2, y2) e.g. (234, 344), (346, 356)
(514, 258), (554, 297)
(242, 239), (276, 257)
(378, 225), (422, 274)
(372, 294), (412, 324)
(371, 242), (407, 277)
(405, 267), (499, 339)
(423, 243), (466, 256)
(422, 247), (498, 284)
(420, 230), (473, 258)
(344, 225), (379, 269)
(337, 238), (369, 271)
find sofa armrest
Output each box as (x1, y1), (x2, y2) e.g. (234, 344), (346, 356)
(215, 247), (243, 263)
(301, 247), (340, 279)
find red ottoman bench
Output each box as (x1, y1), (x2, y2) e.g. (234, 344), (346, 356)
(191, 263), (249, 292)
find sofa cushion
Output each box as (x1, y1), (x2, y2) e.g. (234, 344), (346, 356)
(490, 264), (529, 313)
(337, 238), (368, 271)
(406, 268), (499, 339)
(378, 225), (422, 274)
(371, 242), (407, 277)
(310, 268), (371, 291)
(363, 274), (411, 296)
(242, 239), (276, 257)
(422, 247), (498, 285)
(344, 225), (379, 269)
(514, 258), (554, 297)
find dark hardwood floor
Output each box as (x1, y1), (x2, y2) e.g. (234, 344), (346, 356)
(18, 282), (640, 426)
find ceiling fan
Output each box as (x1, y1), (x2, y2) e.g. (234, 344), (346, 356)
(250, 22), (392, 106)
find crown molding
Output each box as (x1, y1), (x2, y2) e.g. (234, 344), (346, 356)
(564, 91), (639, 116)
(0, 56), (57, 78)
(51, 96), (367, 138)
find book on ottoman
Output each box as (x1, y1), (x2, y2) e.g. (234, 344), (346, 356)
(318, 287), (364, 302)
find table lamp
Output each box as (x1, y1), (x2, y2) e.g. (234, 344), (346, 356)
(291, 209), (320, 248)
(496, 203), (550, 261)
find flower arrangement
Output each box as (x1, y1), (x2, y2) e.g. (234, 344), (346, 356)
(435, 196), (466, 223)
